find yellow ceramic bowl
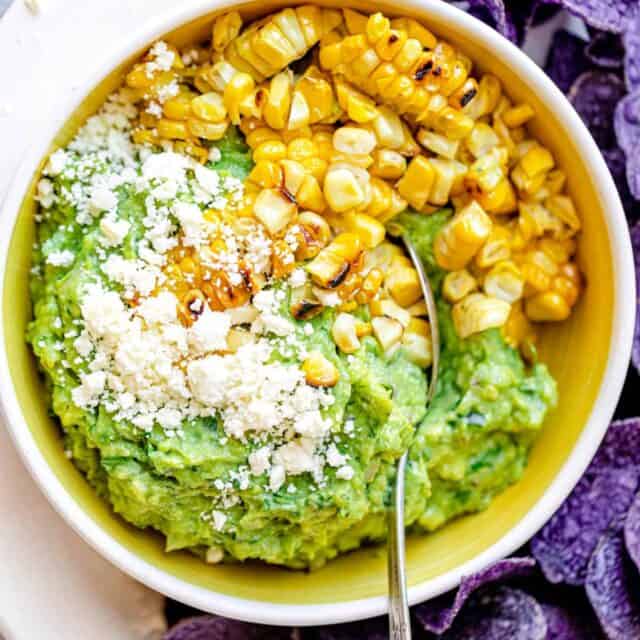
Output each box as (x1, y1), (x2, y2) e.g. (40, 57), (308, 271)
(0, 0), (635, 626)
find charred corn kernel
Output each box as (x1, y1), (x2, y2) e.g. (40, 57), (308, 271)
(525, 291), (570, 322)
(377, 188), (409, 223)
(302, 351), (339, 387)
(279, 159), (306, 196)
(253, 188), (297, 235)
(452, 293), (511, 338)
(466, 123), (501, 158)
(518, 201), (560, 239)
(520, 250), (558, 292)
(296, 67), (335, 123)
(287, 138), (316, 162)
(248, 161), (283, 188)
(483, 261), (524, 303)
(372, 107), (405, 149)
(296, 210), (332, 259)
(386, 264), (422, 307)
(371, 316), (403, 351)
(288, 91), (311, 130)
(306, 233), (362, 288)
(428, 158), (459, 206)
(262, 72), (292, 130)
(475, 226), (511, 268)
(223, 73), (255, 124)
(503, 103), (535, 128)
(363, 241), (405, 271)
(376, 29), (407, 61)
(442, 269), (477, 303)
(333, 126), (377, 155)
(369, 298), (411, 327)
(356, 268), (384, 303)
(545, 194), (581, 234)
(342, 212), (386, 249)
(253, 139), (287, 163)
(324, 167), (366, 212)
(365, 177), (393, 217)
(371, 149), (406, 179)
(332, 313), (361, 353)
(157, 119), (190, 140)
(432, 106), (474, 141)
(226, 328), (253, 352)
(163, 93), (194, 120)
(520, 145), (555, 178)
(296, 174), (326, 212)
(393, 38), (423, 72)
(212, 11), (242, 52)
(417, 129), (460, 159)
(435, 201), (493, 270)
(191, 92), (227, 122)
(396, 155), (435, 210)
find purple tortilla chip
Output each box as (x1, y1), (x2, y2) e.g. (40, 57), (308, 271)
(624, 11), (640, 91)
(632, 223), (640, 373)
(553, 0), (639, 34)
(614, 89), (640, 155)
(625, 491), (640, 573)
(602, 147), (638, 216)
(568, 71), (626, 149)
(309, 617), (386, 640)
(413, 557), (536, 634)
(590, 417), (640, 470)
(531, 465), (639, 584)
(585, 31), (625, 68)
(586, 529), (640, 640)
(541, 603), (604, 639)
(467, 0), (511, 40)
(439, 586), (547, 640)
(163, 616), (293, 640)
(544, 30), (591, 93)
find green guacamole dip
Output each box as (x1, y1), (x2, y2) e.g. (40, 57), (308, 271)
(28, 127), (556, 569)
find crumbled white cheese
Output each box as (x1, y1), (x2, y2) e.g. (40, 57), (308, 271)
(71, 371), (106, 408)
(45, 150), (68, 177)
(212, 510), (227, 531)
(137, 291), (178, 325)
(188, 309), (231, 354)
(172, 201), (207, 247)
(46, 250), (75, 267)
(336, 465), (355, 481)
(100, 215), (131, 246)
(90, 185), (118, 213)
(205, 546), (224, 563)
(248, 446), (272, 476)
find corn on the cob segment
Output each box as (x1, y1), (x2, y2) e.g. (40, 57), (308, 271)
(120, 5), (583, 355)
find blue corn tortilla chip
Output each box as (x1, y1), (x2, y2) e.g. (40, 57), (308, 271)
(624, 11), (640, 90)
(632, 224), (640, 372)
(531, 419), (640, 585)
(309, 617), (387, 640)
(544, 30), (592, 93)
(568, 71), (626, 149)
(413, 557), (536, 634)
(585, 31), (625, 68)
(541, 603), (605, 639)
(467, 0), (511, 39)
(554, 0), (639, 34)
(602, 147), (639, 217)
(586, 529), (640, 639)
(614, 90), (640, 199)
(163, 615), (293, 640)
(625, 491), (640, 572)
(438, 586), (547, 640)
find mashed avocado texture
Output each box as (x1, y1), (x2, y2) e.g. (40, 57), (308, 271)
(28, 111), (556, 568)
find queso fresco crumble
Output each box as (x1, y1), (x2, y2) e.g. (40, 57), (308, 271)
(29, 6), (578, 569)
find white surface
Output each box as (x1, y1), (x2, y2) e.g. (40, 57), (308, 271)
(0, 0), (634, 628)
(0, 2), (168, 639)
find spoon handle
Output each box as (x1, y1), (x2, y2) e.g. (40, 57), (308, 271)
(388, 451), (412, 640)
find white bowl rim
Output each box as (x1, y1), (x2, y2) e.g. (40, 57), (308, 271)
(0, 0), (635, 627)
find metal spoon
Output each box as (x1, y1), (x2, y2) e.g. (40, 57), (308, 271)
(387, 234), (440, 640)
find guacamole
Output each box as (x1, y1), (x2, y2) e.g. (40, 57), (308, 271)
(28, 105), (556, 568)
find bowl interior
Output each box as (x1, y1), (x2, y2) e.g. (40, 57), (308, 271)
(3, 0), (614, 607)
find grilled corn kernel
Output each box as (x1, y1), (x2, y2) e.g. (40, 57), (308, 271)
(191, 92), (227, 122)
(212, 11), (243, 52)
(157, 119), (190, 140)
(503, 300), (535, 349)
(369, 298), (411, 327)
(324, 167), (366, 212)
(342, 212), (386, 248)
(545, 194), (581, 234)
(306, 233), (362, 288)
(343, 8), (368, 33)
(502, 103), (535, 128)
(356, 268), (384, 303)
(372, 107), (405, 149)
(385, 264), (422, 307)
(434, 201), (493, 271)
(333, 126), (377, 155)
(278, 159), (305, 196)
(262, 72), (292, 130)
(442, 269), (477, 303)
(483, 261), (524, 303)
(396, 155), (435, 210)
(163, 93), (195, 120)
(296, 174), (326, 212)
(466, 123), (501, 158)
(223, 72), (255, 125)
(253, 188), (297, 235)
(371, 149), (407, 180)
(248, 161), (283, 189)
(371, 316), (403, 352)
(401, 328), (432, 367)
(253, 139), (287, 163)
(474, 226), (511, 269)
(417, 129), (460, 159)
(525, 291), (570, 322)
(296, 211), (332, 259)
(520, 145), (555, 178)
(428, 158), (460, 206)
(452, 293), (511, 338)
(302, 351), (340, 387)
(332, 313), (361, 353)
